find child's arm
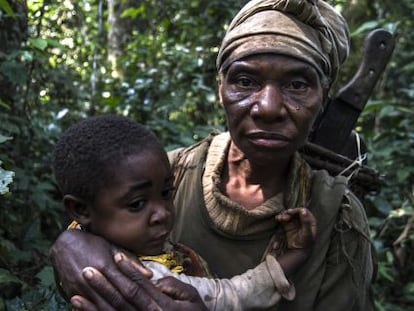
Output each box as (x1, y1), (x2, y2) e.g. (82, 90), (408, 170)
(146, 208), (317, 311)
(145, 255), (291, 310)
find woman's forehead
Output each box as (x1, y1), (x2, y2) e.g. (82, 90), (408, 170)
(226, 53), (319, 74)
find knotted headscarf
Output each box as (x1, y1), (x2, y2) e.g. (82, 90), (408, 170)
(216, 0), (350, 85)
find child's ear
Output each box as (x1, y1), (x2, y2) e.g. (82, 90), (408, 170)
(63, 195), (91, 227)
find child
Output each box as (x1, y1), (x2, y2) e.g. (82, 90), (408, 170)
(53, 115), (317, 310)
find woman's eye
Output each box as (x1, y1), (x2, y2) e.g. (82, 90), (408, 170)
(128, 199), (146, 212)
(286, 80), (309, 90)
(235, 77), (255, 88)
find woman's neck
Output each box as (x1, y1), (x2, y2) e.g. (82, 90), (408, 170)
(220, 142), (291, 210)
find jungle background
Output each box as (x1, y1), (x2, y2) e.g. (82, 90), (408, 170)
(0, 0), (413, 310)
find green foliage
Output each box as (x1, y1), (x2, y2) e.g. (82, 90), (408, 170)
(0, 0), (14, 17)
(0, 0), (413, 309)
(346, 0), (414, 309)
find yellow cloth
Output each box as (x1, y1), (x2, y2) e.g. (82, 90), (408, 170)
(140, 253), (184, 274)
(67, 220), (81, 229)
(217, 0), (350, 85)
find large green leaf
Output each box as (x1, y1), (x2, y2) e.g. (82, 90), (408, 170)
(0, 0), (15, 17)
(29, 37), (49, 51)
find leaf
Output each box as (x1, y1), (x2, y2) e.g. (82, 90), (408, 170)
(0, 0), (15, 17)
(20, 50), (34, 62)
(121, 5), (145, 19)
(46, 38), (66, 50)
(397, 168), (411, 183)
(29, 37), (48, 51)
(35, 266), (55, 288)
(377, 263), (394, 282)
(403, 283), (414, 302)
(0, 98), (11, 110)
(23, 218), (42, 243)
(0, 134), (12, 143)
(0, 268), (23, 285)
(372, 196), (393, 215)
(13, 249), (33, 264)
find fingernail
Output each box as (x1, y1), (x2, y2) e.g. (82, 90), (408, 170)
(71, 297), (81, 308)
(114, 252), (124, 263)
(83, 267), (94, 279)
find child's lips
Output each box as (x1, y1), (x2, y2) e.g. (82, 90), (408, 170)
(151, 232), (169, 244)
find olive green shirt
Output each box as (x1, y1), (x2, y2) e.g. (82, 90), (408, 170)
(169, 133), (375, 311)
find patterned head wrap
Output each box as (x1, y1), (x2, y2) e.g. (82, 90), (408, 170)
(216, 0), (350, 85)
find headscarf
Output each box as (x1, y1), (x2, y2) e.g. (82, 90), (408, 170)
(216, 0), (350, 85)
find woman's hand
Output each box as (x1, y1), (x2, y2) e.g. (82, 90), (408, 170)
(50, 229), (148, 309)
(50, 229), (137, 301)
(70, 252), (208, 311)
(50, 230), (207, 310)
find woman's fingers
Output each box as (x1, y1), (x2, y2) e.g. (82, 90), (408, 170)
(80, 267), (136, 311)
(70, 295), (99, 311)
(82, 251), (207, 311)
(113, 252), (153, 279)
(112, 253), (207, 310)
(50, 230), (128, 300)
(112, 252), (173, 310)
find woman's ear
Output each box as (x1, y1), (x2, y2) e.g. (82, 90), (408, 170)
(217, 75), (224, 106)
(63, 195), (91, 227)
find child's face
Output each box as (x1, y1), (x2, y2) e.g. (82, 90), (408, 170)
(88, 148), (174, 256)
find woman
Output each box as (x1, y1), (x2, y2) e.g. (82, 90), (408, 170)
(51, 0), (375, 310)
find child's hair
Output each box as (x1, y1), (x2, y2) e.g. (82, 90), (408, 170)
(53, 115), (164, 205)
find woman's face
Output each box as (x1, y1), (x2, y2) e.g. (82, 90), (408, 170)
(219, 54), (324, 164)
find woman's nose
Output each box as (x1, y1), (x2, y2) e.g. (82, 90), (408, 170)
(250, 84), (286, 121)
(149, 203), (171, 226)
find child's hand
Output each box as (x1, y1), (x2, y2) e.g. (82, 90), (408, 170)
(275, 208), (317, 250)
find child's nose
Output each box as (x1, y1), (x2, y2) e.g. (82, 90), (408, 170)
(149, 203), (171, 226)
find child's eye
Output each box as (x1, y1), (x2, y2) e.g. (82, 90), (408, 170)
(128, 199), (146, 212)
(162, 187), (175, 200)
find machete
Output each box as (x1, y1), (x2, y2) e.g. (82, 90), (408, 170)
(309, 28), (395, 158)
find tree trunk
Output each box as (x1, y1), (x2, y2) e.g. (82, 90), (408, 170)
(0, 0), (28, 107)
(107, 0), (148, 78)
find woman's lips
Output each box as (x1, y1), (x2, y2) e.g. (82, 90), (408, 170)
(247, 131), (291, 148)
